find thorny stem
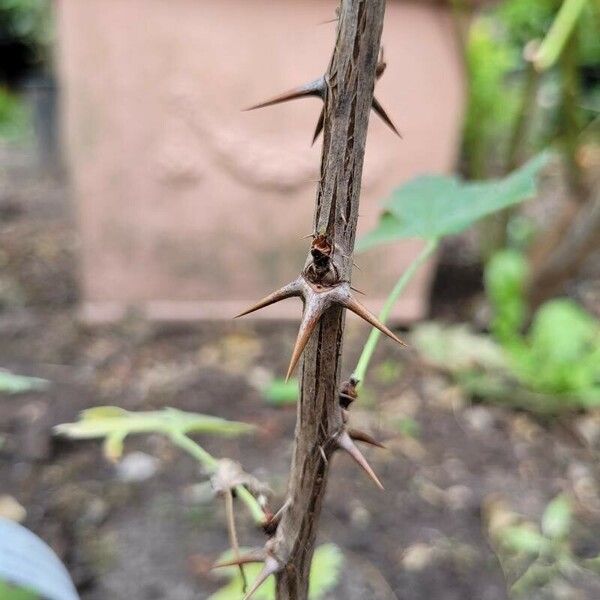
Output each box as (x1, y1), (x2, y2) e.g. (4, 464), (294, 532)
(353, 239), (438, 384)
(272, 2), (388, 598)
(169, 431), (266, 524)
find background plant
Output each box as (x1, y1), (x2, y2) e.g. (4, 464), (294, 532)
(486, 494), (600, 597)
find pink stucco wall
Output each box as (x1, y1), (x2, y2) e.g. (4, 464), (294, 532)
(56, 0), (465, 322)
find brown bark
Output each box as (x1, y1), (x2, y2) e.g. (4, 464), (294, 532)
(271, 2), (387, 599)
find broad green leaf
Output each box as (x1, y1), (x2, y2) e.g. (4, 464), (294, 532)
(500, 525), (547, 555)
(0, 370), (49, 395)
(541, 495), (572, 540)
(263, 378), (298, 406)
(208, 544), (343, 600)
(357, 153), (549, 251)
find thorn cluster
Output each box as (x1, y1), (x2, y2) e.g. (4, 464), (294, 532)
(245, 49), (401, 144)
(236, 274), (405, 381)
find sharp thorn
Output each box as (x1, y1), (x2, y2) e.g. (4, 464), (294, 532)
(285, 299), (325, 381)
(235, 281), (301, 318)
(342, 295), (407, 347)
(371, 96), (402, 138)
(350, 285), (365, 295)
(348, 428), (386, 449)
(244, 78), (325, 112)
(337, 431), (384, 490)
(318, 17), (339, 25)
(242, 556), (281, 600)
(352, 261), (361, 271)
(212, 551), (266, 569)
(311, 107), (325, 145)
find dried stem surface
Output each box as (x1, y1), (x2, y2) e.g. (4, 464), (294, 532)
(272, 2), (386, 598)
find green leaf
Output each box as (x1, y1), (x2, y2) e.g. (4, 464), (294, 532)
(54, 407), (254, 440)
(0, 370), (49, 395)
(263, 378), (298, 406)
(208, 544), (343, 600)
(500, 525), (547, 555)
(357, 153), (549, 251)
(541, 494), (572, 540)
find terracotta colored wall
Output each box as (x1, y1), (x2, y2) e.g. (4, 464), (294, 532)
(56, 0), (465, 322)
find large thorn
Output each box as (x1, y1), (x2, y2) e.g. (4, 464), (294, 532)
(235, 280), (302, 318)
(244, 77), (325, 111)
(212, 550), (266, 570)
(349, 428), (386, 449)
(371, 96), (402, 137)
(337, 431), (384, 490)
(242, 556), (281, 600)
(285, 297), (326, 381)
(341, 295), (407, 347)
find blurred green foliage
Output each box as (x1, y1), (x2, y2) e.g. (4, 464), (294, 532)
(0, 581), (37, 600)
(489, 494), (600, 597)
(0, 87), (30, 140)
(0, 369), (48, 394)
(208, 544), (343, 600)
(262, 378), (298, 406)
(0, 0), (52, 55)
(486, 250), (600, 405)
(462, 0), (599, 177)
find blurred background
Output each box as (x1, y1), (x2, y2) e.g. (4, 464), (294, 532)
(0, 0), (599, 599)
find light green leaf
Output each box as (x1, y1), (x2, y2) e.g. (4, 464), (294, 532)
(500, 525), (548, 555)
(541, 494), (572, 540)
(357, 153), (549, 251)
(208, 544), (343, 600)
(54, 407), (254, 440)
(0, 370), (49, 395)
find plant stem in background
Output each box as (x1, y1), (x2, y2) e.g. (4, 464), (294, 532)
(534, 0), (588, 71)
(353, 238), (438, 384)
(170, 431), (266, 524)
